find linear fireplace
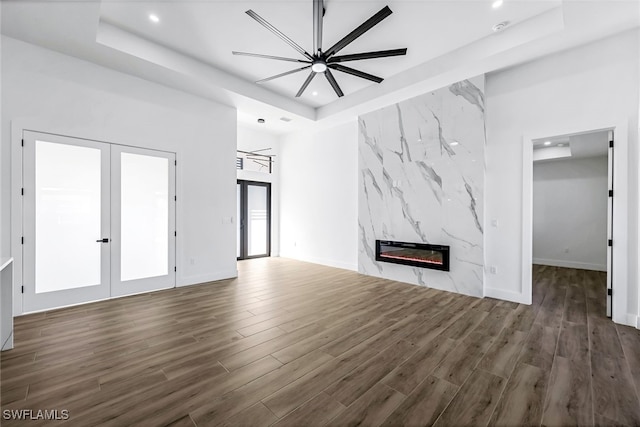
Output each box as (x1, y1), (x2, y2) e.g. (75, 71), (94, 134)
(376, 240), (450, 272)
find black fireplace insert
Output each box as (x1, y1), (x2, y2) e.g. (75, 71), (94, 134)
(375, 240), (450, 271)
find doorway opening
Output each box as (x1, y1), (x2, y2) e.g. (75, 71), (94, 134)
(237, 180), (271, 260)
(531, 129), (613, 319)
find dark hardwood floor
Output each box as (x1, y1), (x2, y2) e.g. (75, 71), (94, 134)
(1, 259), (639, 426)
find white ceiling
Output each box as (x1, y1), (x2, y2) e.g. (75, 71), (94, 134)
(99, 0), (560, 107)
(2, 1), (639, 134)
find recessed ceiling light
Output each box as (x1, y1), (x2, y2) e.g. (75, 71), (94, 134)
(544, 141), (552, 146)
(492, 21), (509, 32)
(492, 0), (504, 9)
(312, 91), (318, 96)
(451, 141), (459, 146)
(257, 118), (265, 124)
(149, 14), (160, 23)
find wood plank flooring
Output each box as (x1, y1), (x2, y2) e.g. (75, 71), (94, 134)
(1, 259), (639, 426)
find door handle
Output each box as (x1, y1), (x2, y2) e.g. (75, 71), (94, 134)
(96, 238), (109, 243)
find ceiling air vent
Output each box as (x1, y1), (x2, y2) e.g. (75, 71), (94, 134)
(280, 117), (292, 122)
(236, 157), (244, 170)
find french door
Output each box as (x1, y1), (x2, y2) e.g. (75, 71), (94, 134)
(22, 131), (176, 312)
(237, 180), (271, 260)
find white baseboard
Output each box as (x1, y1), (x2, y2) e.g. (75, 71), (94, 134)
(484, 287), (531, 305)
(279, 252), (357, 271)
(177, 269), (238, 287)
(533, 258), (606, 272)
(625, 313), (640, 329)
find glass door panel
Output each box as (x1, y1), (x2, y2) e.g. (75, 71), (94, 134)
(23, 131), (111, 312)
(111, 145), (175, 297)
(247, 185), (268, 257)
(237, 180), (270, 260)
(120, 153), (169, 281)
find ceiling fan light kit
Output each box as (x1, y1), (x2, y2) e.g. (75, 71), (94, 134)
(233, 0), (407, 98)
(311, 61), (327, 73)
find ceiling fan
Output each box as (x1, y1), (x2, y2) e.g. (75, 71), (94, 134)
(232, 0), (407, 98)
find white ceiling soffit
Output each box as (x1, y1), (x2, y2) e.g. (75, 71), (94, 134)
(95, 20), (316, 121)
(569, 131), (609, 159)
(533, 129), (609, 162)
(533, 146), (572, 162)
(2, 1), (639, 133)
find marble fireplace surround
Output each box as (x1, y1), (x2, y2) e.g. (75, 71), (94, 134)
(358, 76), (485, 297)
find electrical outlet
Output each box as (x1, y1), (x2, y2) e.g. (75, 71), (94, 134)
(564, 248), (569, 253)
(489, 266), (497, 274)
(190, 258), (195, 265)
(491, 219), (498, 227)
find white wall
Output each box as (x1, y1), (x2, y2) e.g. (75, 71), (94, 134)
(279, 121), (358, 270)
(2, 36), (238, 314)
(533, 156), (608, 271)
(237, 126), (280, 256)
(485, 29), (639, 324)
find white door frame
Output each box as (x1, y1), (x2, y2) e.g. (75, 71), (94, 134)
(521, 119), (630, 326)
(11, 121), (177, 314)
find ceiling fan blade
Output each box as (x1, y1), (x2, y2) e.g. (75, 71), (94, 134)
(233, 51), (310, 63)
(324, 69), (344, 97)
(296, 71), (317, 97)
(245, 9), (313, 60)
(328, 48), (407, 63)
(313, 0), (324, 54)
(325, 6), (393, 58)
(256, 65), (311, 84)
(329, 64), (383, 83)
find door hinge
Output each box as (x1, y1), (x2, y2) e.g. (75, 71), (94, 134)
(174, 195), (177, 201)
(174, 231), (177, 237)
(607, 288), (612, 296)
(175, 160), (177, 166)
(21, 139), (24, 147)
(21, 188), (24, 196)
(609, 140), (614, 148)
(609, 189), (613, 197)
(174, 266), (177, 272)
(21, 286), (24, 294)
(608, 239), (613, 247)
(21, 236), (24, 245)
